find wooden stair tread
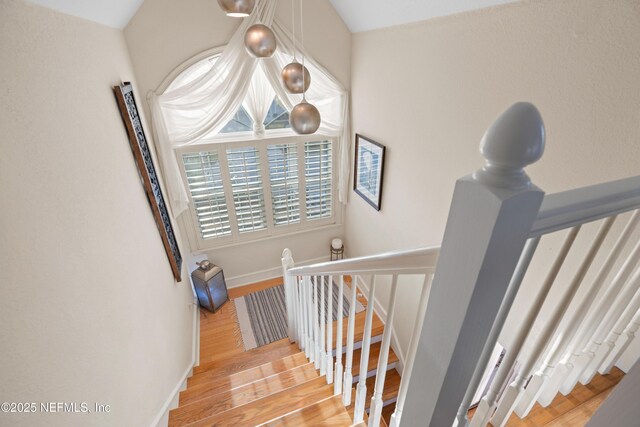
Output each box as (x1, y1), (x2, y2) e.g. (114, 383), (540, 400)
(260, 395), (353, 426)
(350, 341), (399, 380)
(170, 363), (319, 426)
(191, 340), (299, 379)
(182, 352), (309, 403)
(330, 309), (385, 349)
(185, 376), (335, 427)
(364, 369), (402, 405)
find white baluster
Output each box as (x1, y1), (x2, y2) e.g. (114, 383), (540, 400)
(561, 237), (640, 394)
(580, 265), (640, 384)
(354, 275), (377, 424)
(369, 275), (399, 427)
(281, 249), (296, 343)
(307, 275), (314, 362)
(334, 275), (344, 396)
(515, 217), (615, 414)
(327, 275), (334, 384)
(458, 237), (539, 427)
(314, 276), (320, 369)
(482, 226), (580, 427)
(320, 275), (327, 375)
(543, 211), (640, 398)
(342, 275), (358, 405)
(390, 273), (433, 427)
(600, 308), (640, 374)
(298, 277), (306, 352)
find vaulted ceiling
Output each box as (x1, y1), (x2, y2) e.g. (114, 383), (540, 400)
(329, 0), (520, 33)
(24, 0), (520, 32)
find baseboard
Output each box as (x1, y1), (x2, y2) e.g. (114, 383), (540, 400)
(225, 255), (331, 289)
(150, 364), (193, 427)
(355, 276), (406, 373)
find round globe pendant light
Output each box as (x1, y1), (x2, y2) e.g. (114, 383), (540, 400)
(290, 100), (320, 134)
(244, 24), (277, 58)
(282, 61), (310, 94)
(217, 0), (255, 17)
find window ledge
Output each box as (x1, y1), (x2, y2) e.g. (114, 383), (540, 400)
(191, 222), (343, 254)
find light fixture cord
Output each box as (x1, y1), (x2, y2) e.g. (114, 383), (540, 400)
(300, 0), (306, 101)
(291, 0), (296, 61)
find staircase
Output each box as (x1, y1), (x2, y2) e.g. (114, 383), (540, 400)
(168, 284), (401, 427)
(172, 102), (640, 426)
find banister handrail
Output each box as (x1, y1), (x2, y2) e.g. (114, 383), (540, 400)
(287, 246), (440, 277)
(530, 175), (640, 237)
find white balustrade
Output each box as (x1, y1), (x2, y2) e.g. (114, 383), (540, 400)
(334, 275), (344, 396)
(473, 226), (579, 427)
(320, 275), (327, 375)
(370, 275), (399, 427)
(514, 217), (615, 415)
(461, 237), (540, 427)
(354, 276), (376, 424)
(326, 275), (334, 384)
(542, 211), (640, 399)
(343, 275), (358, 405)
(600, 308), (640, 374)
(560, 238), (640, 393)
(278, 102), (640, 427)
(390, 274), (433, 427)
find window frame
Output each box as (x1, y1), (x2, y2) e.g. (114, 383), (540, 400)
(177, 134), (339, 252)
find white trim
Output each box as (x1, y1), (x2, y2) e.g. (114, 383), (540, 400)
(356, 275), (406, 373)
(150, 364), (194, 427)
(226, 255), (331, 289)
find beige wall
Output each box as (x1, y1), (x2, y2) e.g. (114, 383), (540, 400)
(123, 0), (352, 283)
(347, 0), (640, 370)
(0, 1), (195, 426)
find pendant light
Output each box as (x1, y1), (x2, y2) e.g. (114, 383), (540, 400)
(217, 0), (255, 17)
(244, 23), (277, 58)
(281, 0), (310, 94)
(290, 0), (320, 134)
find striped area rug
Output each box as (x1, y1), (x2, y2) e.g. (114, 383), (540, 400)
(235, 278), (364, 351)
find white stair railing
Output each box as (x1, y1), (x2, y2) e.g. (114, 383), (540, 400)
(281, 247), (439, 427)
(279, 102), (640, 426)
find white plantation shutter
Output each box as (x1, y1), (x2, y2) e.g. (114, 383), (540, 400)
(226, 146), (267, 233)
(267, 143), (300, 226)
(305, 140), (333, 220)
(182, 151), (231, 238)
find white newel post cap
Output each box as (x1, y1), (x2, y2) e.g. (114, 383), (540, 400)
(474, 102), (545, 190)
(332, 238), (343, 250)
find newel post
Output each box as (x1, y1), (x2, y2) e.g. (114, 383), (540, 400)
(400, 103), (546, 426)
(281, 248), (297, 344)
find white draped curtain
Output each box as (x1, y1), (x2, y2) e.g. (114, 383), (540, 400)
(150, 0), (351, 218)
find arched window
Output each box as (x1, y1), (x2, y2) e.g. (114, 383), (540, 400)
(168, 51), (337, 250)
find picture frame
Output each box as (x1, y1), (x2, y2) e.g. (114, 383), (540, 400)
(113, 82), (183, 281)
(354, 134), (386, 210)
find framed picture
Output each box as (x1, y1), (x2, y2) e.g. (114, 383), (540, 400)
(354, 134), (386, 210)
(113, 82), (183, 281)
